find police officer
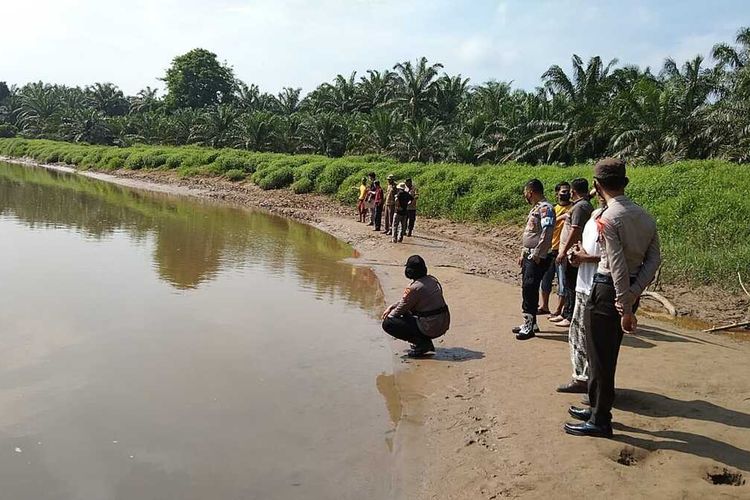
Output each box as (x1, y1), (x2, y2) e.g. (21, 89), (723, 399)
(382, 255), (451, 358)
(564, 158), (661, 438)
(383, 174), (396, 235)
(513, 179), (555, 340)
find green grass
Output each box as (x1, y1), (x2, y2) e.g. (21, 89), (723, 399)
(1, 137), (748, 288)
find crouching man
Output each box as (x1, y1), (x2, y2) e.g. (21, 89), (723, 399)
(382, 255), (450, 358)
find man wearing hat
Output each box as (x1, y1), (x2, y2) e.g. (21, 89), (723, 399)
(383, 174), (396, 235)
(564, 158), (661, 438)
(382, 255), (450, 358)
(392, 182), (412, 243)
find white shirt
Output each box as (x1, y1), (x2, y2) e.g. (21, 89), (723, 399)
(576, 208), (603, 295)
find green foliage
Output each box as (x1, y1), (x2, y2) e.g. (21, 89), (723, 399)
(2, 138), (749, 289)
(291, 177), (314, 193)
(162, 48), (236, 109)
(0, 124), (16, 138)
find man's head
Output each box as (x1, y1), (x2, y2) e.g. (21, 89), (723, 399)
(405, 178), (413, 188)
(387, 174), (395, 185)
(361, 176), (368, 185)
(368, 172), (377, 181)
(555, 181), (571, 204)
(523, 179), (544, 205)
(405, 255), (428, 280)
(397, 182), (406, 191)
(374, 180), (380, 187)
(570, 178), (589, 200)
(593, 158), (628, 199)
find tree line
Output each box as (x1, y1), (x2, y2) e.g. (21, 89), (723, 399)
(1, 27), (749, 165)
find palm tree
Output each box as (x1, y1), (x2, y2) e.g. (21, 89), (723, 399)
(236, 112), (278, 151)
(196, 105), (239, 147)
(363, 109), (402, 154)
(397, 118), (444, 162)
(391, 57), (444, 119)
(273, 87), (302, 115)
(435, 74), (470, 123)
(357, 69), (397, 112)
(86, 83), (129, 116)
(301, 112), (348, 156)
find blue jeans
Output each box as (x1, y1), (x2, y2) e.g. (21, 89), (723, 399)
(541, 251), (565, 296)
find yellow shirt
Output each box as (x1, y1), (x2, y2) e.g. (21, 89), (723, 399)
(551, 204), (571, 251)
(358, 184), (367, 200)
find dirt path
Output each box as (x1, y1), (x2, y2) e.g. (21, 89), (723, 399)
(6, 160), (750, 498)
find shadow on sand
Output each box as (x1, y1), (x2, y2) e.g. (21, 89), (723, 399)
(399, 347), (485, 362)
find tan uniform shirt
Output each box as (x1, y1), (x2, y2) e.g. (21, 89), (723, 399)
(596, 195), (661, 314)
(384, 184), (396, 206)
(389, 275), (450, 338)
(522, 200), (555, 258)
(406, 185), (418, 210)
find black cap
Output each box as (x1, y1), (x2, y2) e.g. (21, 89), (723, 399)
(594, 158), (626, 179)
(405, 255), (427, 279)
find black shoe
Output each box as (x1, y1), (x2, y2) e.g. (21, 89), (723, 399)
(564, 421), (612, 438)
(567, 406), (592, 421)
(557, 380), (588, 393)
(407, 343), (435, 358)
(515, 331), (536, 341)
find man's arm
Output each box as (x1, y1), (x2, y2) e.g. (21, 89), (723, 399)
(533, 205), (555, 259)
(630, 230), (661, 298)
(389, 285), (419, 317)
(601, 218), (634, 314)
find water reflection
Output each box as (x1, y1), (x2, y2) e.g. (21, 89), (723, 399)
(0, 162), (383, 312)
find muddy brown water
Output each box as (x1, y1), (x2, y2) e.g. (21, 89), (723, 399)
(0, 162), (397, 500)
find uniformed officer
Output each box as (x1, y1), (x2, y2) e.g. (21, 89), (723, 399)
(564, 158), (661, 438)
(513, 179), (555, 340)
(382, 255), (451, 358)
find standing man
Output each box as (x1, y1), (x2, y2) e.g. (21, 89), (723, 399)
(554, 179), (594, 328)
(392, 183), (413, 243)
(383, 174), (396, 235)
(372, 180), (384, 231)
(557, 186), (601, 394)
(565, 158), (660, 438)
(513, 179), (555, 340)
(365, 172), (377, 226)
(541, 182), (572, 317)
(357, 177), (368, 223)
(405, 178), (418, 237)
(382, 255), (450, 358)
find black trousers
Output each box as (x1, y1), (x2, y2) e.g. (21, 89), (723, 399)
(562, 263), (578, 320)
(407, 210), (416, 235)
(382, 314), (434, 348)
(584, 281), (640, 426)
(521, 255), (552, 316)
(374, 204), (383, 230)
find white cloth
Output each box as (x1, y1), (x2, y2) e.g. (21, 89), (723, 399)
(575, 208), (603, 294)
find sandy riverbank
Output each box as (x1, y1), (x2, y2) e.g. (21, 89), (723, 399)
(5, 158), (750, 499)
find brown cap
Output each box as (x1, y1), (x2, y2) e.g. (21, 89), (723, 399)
(594, 158), (626, 179)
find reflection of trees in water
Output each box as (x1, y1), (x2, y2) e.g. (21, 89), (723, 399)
(0, 163), (383, 312)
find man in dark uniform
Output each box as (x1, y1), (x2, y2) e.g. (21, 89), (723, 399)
(382, 255), (451, 358)
(564, 158), (661, 438)
(513, 179), (555, 340)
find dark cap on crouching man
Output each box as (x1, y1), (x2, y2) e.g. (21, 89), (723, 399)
(564, 158), (661, 439)
(382, 255), (450, 358)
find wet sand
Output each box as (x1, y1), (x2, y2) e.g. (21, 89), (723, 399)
(4, 158), (750, 499)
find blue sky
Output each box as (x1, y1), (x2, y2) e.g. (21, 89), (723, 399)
(1, 0), (747, 96)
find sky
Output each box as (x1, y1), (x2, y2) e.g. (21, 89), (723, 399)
(1, 0), (747, 96)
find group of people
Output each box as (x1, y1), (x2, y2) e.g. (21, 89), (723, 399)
(375, 157), (661, 439)
(515, 157), (661, 438)
(357, 172), (419, 243)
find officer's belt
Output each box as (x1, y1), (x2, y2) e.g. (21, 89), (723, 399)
(593, 273), (637, 285)
(413, 305), (449, 318)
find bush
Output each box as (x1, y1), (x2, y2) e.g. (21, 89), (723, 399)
(0, 124), (17, 138)
(257, 166), (294, 190)
(291, 177), (314, 193)
(224, 168), (246, 181)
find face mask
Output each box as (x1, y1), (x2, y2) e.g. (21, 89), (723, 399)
(559, 192), (571, 202)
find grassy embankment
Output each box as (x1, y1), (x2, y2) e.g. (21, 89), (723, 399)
(1, 138), (748, 288)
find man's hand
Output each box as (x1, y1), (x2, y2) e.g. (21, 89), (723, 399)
(532, 254), (540, 265)
(621, 313), (638, 334)
(555, 253), (565, 265)
(518, 255), (524, 267)
(382, 306), (393, 320)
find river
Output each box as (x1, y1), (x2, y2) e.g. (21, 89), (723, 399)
(0, 162), (397, 500)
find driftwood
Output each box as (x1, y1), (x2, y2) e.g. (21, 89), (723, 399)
(703, 321), (750, 333)
(641, 291), (677, 317)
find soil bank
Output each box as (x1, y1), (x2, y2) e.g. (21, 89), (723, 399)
(5, 158), (750, 499)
